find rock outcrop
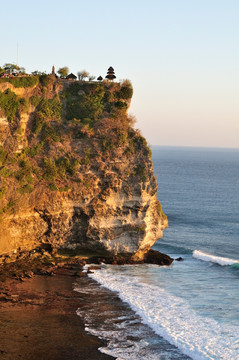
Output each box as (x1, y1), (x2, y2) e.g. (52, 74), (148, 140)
(0, 75), (167, 263)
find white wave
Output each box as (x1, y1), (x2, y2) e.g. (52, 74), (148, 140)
(193, 250), (239, 266)
(89, 267), (239, 360)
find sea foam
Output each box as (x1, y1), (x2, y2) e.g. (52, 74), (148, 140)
(193, 250), (239, 266)
(89, 267), (239, 360)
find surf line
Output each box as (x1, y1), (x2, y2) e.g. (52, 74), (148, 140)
(193, 250), (239, 266)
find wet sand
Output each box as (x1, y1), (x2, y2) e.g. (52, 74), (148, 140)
(0, 274), (115, 360)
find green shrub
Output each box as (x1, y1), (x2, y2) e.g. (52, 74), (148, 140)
(125, 140), (135, 155)
(23, 144), (43, 157)
(0, 147), (7, 166)
(72, 123), (95, 139)
(15, 126), (22, 135)
(80, 155), (90, 165)
(0, 167), (13, 177)
(41, 123), (61, 143)
(134, 226), (145, 232)
(0, 90), (29, 121)
(101, 138), (114, 151)
(30, 95), (41, 107)
(56, 156), (79, 176)
(32, 111), (46, 135)
(18, 97), (29, 113)
(65, 83), (105, 122)
(0, 89), (19, 122)
(15, 157), (33, 184)
(135, 135), (152, 158)
(159, 203), (167, 219)
(37, 97), (62, 120)
(64, 82), (82, 96)
(117, 133), (128, 145)
(83, 180), (90, 189)
(18, 184), (34, 194)
(0, 76), (39, 88)
(19, 158), (31, 169)
(55, 157), (67, 177)
(133, 165), (146, 178)
(48, 182), (58, 191)
(103, 91), (114, 104)
(39, 74), (51, 87)
(114, 100), (127, 109)
(0, 187), (6, 199)
(59, 185), (71, 192)
(147, 147), (152, 158)
(117, 84), (133, 99)
(42, 157), (57, 182)
(0, 201), (16, 215)
(67, 158), (79, 175)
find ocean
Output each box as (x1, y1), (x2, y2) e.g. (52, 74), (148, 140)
(75, 146), (239, 360)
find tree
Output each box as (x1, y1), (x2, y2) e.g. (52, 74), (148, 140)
(77, 70), (89, 81)
(57, 67), (69, 78)
(19, 67), (26, 74)
(3, 63), (20, 74)
(88, 75), (95, 81)
(105, 66), (116, 81)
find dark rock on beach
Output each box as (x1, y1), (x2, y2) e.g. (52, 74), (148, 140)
(88, 249), (174, 266)
(144, 249), (174, 265)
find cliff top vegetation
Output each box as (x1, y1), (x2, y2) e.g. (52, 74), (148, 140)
(0, 66), (153, 220)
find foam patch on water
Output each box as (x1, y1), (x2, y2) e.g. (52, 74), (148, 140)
(193, 250), (239, 266)
(89, 267), (239, 360)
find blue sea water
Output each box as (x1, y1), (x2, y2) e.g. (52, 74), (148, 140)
(76, 146), (239, 360)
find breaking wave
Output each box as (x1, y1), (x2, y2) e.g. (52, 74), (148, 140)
(89, 267), (239, 360)
(193, 250), (239, 266)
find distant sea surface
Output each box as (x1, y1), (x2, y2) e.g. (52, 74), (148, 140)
(75, 146), (239, 360)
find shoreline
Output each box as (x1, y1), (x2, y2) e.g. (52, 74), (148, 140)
(0, 251), (176, 359)
(0, 268), (115, 360)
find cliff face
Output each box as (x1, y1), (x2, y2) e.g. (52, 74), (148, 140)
(0, 75), (167, 263)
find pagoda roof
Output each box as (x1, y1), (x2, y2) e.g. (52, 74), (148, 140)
(105, 74), (116, 79)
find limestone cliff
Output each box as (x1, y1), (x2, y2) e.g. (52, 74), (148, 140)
(0, 75), (167, 263)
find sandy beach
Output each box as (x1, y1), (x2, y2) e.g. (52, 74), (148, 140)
(0, 270), (115, 360)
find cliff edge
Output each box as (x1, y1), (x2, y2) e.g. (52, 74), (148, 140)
(0, 75), (167, 263)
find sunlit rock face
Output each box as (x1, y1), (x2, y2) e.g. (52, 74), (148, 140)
(0, 77), (167, 262)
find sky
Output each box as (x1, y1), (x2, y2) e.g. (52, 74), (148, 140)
(1, 0), (239, 148)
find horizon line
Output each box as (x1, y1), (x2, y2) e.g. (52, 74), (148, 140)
(150, 144), (239, 151)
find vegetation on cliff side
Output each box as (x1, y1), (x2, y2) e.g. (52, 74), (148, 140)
(0, 75), (154, 218)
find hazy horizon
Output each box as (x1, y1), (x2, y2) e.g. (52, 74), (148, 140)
(1, 0), (238, 149)
(150, 144), (239, 150)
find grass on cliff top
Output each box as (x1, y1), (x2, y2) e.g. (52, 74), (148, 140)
(0, 76), (39, 88)
(64, 82), (105, 123)
(63, 80), (133, 125)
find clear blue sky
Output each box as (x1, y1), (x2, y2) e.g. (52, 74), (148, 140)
(1, 0), (239, 148)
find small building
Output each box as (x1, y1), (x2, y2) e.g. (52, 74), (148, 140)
(66, 73), (77, 80)
(105, 66), (116, 80)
